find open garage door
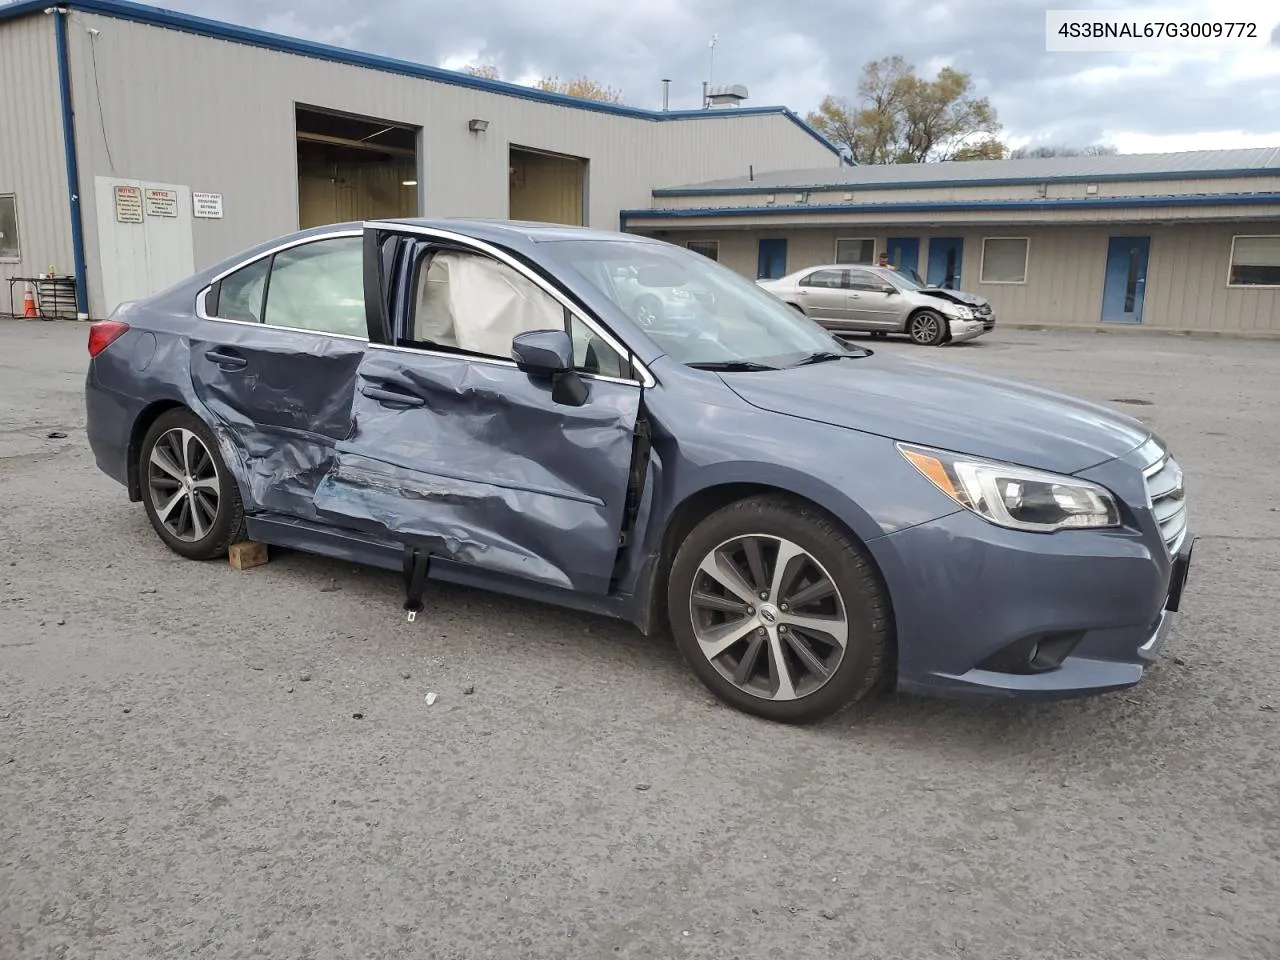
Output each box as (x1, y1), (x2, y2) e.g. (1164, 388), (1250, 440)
(509, 146), (587, 226)
(296, 106), (419, 228)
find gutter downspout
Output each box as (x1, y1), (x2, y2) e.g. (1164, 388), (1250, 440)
(51, 6), (90, 319)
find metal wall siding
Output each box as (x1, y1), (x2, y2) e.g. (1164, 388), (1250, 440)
(60, 12), (836, 314)
(651, 223), (1280, 334)
(0, 15), (72, 289)
(653, 175), (1280, 209)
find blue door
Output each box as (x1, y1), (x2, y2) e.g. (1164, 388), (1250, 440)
(886, 237), (920, 274)
(926, 238), (963, 289)
(1100, 236), (1150, 324)
(757, 238), (788, 279)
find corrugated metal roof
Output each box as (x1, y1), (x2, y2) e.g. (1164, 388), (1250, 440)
(656, 147), (1280, 194)
(0, 0), (843, 157)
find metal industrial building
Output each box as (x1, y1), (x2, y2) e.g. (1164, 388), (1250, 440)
(622, 150), (1280, 335)
(0, 0), (842, 320)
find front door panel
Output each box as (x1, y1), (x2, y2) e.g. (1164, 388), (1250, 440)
(927, 238), (964, 289)
(1100, 236), (1151, 324)
(189, 322), (366, 518)
(312, 347), (642, 595)
(845, 269), (900, 327)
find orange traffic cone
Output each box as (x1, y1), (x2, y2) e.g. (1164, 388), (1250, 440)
(22, 283), (38, 319)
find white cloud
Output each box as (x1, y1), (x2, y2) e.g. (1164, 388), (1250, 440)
(1108, 130), (1280, 152)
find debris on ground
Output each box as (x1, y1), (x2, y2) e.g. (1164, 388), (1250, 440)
(400, 671), (411, 680)
(46, 431), (68, 439)
(352, 713), (364, 720)
(425, 692), (438, 706)
(463, 684), (475, 695)
(635, 783), (650, 791)
(299, 673), (312, 682)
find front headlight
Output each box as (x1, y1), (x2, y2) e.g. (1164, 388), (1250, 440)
(671, 288), (694, 300)
(942, 303), (973, 319)
(898, 443), (1121, 532)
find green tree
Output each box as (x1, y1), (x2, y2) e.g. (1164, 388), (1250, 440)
(806, 56), (1003, 163)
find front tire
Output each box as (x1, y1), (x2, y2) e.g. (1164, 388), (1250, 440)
(139, 408), (245, 560)
(907, 310), (947, 346)
(667, 496), (891, 724)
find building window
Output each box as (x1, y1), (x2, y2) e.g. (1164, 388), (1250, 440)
(835, 238), (875, 264)
(1228, 235), (1280, 287)
(0, 195), (19, 261)
(686, 240), (719, 261)
(980, 237), (1029, 284)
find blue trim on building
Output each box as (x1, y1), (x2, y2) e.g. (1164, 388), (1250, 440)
(652, 167), (1280, 196)
(0, 0), (843, 158)
(52, 7), (90, 317)
(621, 193), (1280, 226)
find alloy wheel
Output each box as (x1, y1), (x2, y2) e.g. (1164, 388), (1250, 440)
(909, 313), (941, 344)
(146, 427), (221, 542)
(689, 534), (849, 701)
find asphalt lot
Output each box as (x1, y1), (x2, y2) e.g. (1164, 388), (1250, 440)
(2, 318), (1278, 960)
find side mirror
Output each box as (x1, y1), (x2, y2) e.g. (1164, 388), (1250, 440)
(882, 285), (898, 295)
(511, 329), (588, 407)
(512, 329), (573, 376)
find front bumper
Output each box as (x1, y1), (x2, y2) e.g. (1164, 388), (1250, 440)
(874, 505), (1194, 702)
(947, 318), (987, 343)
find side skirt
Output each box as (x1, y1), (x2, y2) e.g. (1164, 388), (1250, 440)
(245, 513), (644, 627)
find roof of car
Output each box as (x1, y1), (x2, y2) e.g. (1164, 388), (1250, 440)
(382, 218), (652, 245)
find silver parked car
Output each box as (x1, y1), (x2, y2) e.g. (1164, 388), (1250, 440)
(758, 264), (995, 346)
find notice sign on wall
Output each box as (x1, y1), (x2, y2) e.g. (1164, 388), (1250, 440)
(144, 188), (178, 218)
(192, 192), (223, 219)
(113, 185), (143, 223)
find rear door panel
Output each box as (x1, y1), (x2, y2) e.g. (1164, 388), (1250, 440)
(189, 321), (366, 519)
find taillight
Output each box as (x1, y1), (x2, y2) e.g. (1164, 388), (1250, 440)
(88, 320), (130, 357)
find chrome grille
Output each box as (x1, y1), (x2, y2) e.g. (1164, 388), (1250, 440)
(1140, 439), (1188, 555)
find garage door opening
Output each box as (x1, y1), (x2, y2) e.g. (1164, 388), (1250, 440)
(509, 146), (587, 226)
(295, 105), (419, 229)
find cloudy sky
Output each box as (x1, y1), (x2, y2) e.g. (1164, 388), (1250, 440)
(159, 0), (1279, 153)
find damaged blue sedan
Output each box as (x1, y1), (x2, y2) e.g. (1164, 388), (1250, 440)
(85, 220), (1193, 723)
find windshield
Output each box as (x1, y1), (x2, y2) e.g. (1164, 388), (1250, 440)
(550, 239), (861, 369)
(892, 266), (926, 290)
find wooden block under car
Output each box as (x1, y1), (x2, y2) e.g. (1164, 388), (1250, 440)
(228, 540), (269, 570)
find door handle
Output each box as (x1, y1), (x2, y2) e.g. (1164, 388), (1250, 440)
(205, 348), (247, 370)
(361, 384), (426, 408)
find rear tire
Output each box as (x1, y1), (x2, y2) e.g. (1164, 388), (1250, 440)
(666, 496), (891, 724)
(907, 310), (947, 346)
(139, 408), (245, 561)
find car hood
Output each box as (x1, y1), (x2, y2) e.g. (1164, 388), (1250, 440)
(719, 353), (1149, 474)
(917, 288), (988, 308)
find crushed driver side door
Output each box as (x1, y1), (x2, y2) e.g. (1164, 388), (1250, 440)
(310, 226), (645, 595)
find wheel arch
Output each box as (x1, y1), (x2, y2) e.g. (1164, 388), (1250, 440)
(126, 399), (187, 501)
(904, 306), (951, 342)
(640, 477), (899, 676)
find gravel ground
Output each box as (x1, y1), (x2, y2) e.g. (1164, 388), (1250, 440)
(1, 319), (1278, 960)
